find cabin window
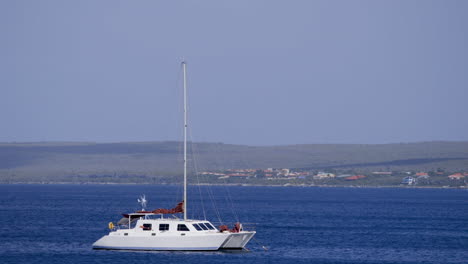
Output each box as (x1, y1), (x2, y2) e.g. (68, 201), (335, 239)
(204, 223), (215, 230)
(142, 224), (152, 231)
(198, 223), (209, 230)
(159, 224), (169, 231)
(192, 224), (202, 231)
(177, 224), (190, 231)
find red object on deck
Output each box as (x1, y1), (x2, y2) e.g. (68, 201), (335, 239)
(219, 223), (243, 233)
(136, 201), (184, 215)
(219, 225), (229, 232)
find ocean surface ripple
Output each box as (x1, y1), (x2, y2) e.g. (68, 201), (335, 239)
(0, 184), (466, 264)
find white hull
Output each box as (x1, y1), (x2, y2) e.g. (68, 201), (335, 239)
(92, 218), (255, 251)
(93, 231), (256, 251)
(93, 232), (229, 251)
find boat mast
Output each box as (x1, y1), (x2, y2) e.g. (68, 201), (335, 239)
(182, 61), (188, 221)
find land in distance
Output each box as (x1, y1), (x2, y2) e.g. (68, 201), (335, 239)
(0, 141), (467, 187)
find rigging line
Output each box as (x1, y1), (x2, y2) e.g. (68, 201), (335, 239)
(220, 180), (238, 222)
(222, 180), (240, 222)
(210, 184), (223, 224)
(209, 142), (228, 220)
(185, 117), (203, 218)
(240, 146), (261, 225)
(218, 144), (240, 221)
(252, 237), (269, 251)
(189, 139), (204, 218)
(210, 142), (228, 224)
(201, 157), (223, 224)
(185, 112), (223, 223)
(188, 132), (206, 220)
(215, 143), (240, 222)
(198, 154), (223, 223)
(180, 85), (223, 224)
(211, 142), (228, 224)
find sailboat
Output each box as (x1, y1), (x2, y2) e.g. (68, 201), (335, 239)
(92, 61), (256, 251)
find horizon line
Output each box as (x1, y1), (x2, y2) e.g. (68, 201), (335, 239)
(0, 140), (467, 147)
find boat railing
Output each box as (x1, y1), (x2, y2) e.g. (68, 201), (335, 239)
(239, 222), (257, 232)
(212, 222), (257, 232)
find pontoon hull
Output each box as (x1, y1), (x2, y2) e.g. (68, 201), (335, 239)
(221, 231), (256, 249)
(93, 232), (230, 251)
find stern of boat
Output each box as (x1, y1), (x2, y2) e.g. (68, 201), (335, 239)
(220, 231), (256, 249)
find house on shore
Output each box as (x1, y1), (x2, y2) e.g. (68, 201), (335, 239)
(416, 172), (430, 179)
(448, 173), (466, 180)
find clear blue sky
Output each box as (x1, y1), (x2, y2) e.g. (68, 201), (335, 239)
(1, 0), (467, 145)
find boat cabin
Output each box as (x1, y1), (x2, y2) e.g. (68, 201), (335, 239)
(114, 212), (220, 235)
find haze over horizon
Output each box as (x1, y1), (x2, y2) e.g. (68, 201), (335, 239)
(2, 1), (467, 146)
(2, 140), (468, 148)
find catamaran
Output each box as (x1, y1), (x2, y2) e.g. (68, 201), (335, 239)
(92, 61), (256, 251)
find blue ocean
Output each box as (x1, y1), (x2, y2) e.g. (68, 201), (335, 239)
(0, 184), (466, 264)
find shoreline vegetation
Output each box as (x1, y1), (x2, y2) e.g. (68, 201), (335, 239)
(1, 141), (467, 187)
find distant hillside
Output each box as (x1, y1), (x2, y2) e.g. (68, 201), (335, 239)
(0, 141), (467, 183)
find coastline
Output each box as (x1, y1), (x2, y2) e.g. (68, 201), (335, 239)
(0, 181), (466, 189)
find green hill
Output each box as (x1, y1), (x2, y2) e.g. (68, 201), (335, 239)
(0, 141), (467, 183)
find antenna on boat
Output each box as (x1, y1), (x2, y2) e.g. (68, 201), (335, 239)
(182, 60), (188, 221)
(137, 194), (147, 211)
